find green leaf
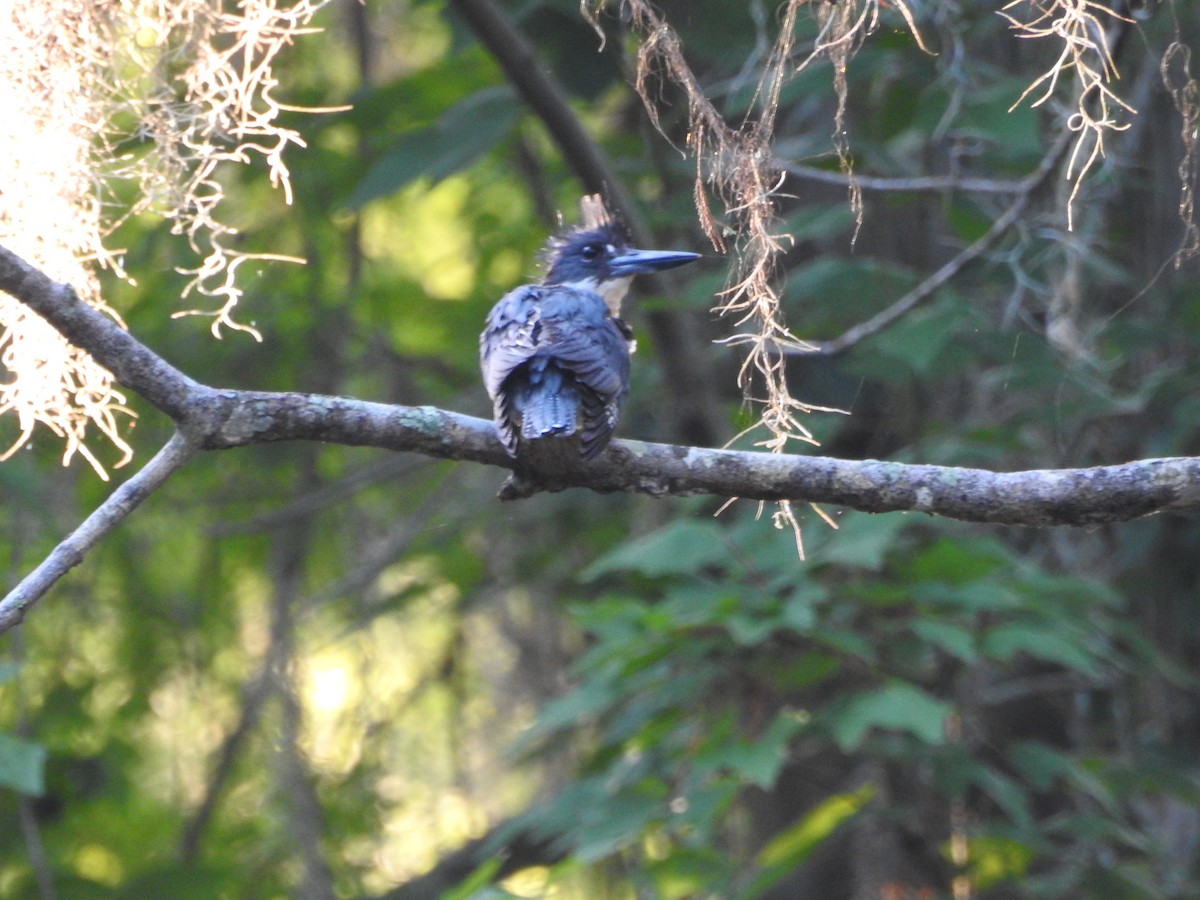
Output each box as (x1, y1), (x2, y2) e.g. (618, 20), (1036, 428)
(964, 836), (1034, 890)
(764, 653), (841, 691)
(0, 733), (46, 796)
(981, 623), (1103, 676)
(573, 778), (668, 862)
(868, 300), (964, 377)
(972, 765), (1034, 831)
(660, 582), (737, 628)
(339, 47), (500, 132)
(116, 866), (234, 900)
(945, 197), (994, 244)
(956, 77), (1043, 164)
(785, 258), (917, 326)
(441, 857), (505, 900)
(1008, 742), (1118, 814)
(826, 683), (951, 751)
(1077, 865), (1160, 900)
(780, 586), (819, 632)
(526, 678), (615, 737)
(649, 849), (732, 900)
(726, 610), (780, 646)
(746, 784), (875, 898)
(698, 711), (804, 789)
(582, 520), (728, 580)
(905, 536), (1014, 583)
(815, 627), (877, 663)
(346, 86), (519, 208)
(910, 619), (978, 662)
(1007, 740), (1072, 791)
(913, 580), (1023, 613)
(935, 748), (1035, 831)
(813, 512), (909, 570)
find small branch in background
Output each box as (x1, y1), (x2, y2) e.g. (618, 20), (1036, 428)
(266, 475), (337, 900)
(512, 132), (559, 230)
(179, 663), (275, 861)
(0, 431), (198, 632)
(11, 629), (56, 900)
(446, 0), (629, 219)
(781, 163), (1032, 195)
(808, 130), (1073, 356)
(18, 796), (56, 900)
(297, 486), (453, 617)
(208, 456), (430, 538)
(276, 684), (337, 900)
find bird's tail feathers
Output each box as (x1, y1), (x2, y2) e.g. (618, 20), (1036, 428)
(519, 367), (579, 440)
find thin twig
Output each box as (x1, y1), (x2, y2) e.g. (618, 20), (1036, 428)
(179, 662), (275, 860)
(298, 484), (454, 616)
(207, 455), (430, 537)
(17, 796), (56, 900)
(0, 431), (198, 632)
(9, 626), (56, 900)
(268, 491), (337, 900)
(781, 162), (1032, 195)
(809, 130), (1074, 356)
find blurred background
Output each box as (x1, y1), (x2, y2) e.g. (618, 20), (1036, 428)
(2, 1), (1200, 897)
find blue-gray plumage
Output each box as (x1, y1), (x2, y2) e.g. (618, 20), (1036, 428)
(480, 201), (699, 460)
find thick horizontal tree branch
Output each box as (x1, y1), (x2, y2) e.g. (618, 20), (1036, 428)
(4, 240), (1200, 522)
(88, 383), (1200, 528)
(4, 241), (1200, 633)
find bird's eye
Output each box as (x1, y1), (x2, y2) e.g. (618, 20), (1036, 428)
(580, 243), (601, 260)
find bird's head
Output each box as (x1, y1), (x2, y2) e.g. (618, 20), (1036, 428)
(541, 199), (700, 315)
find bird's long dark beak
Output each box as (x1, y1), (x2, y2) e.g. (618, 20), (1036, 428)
(610, 248), (701, 277)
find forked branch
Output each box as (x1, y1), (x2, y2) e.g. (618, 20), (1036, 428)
(3, 241), (1200, 636)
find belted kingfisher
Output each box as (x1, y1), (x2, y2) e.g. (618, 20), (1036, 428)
(480, 196), (700, 460)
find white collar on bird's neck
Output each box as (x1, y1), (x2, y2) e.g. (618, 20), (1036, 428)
(555, 275), (633, 317)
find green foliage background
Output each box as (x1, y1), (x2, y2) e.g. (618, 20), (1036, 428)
(3, 1), (1200, 897)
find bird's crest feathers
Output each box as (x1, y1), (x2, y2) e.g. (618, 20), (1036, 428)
(579, 194), (615, 230)
(539, 195), (630, 279)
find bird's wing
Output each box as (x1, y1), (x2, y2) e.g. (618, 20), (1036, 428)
(480, 285), (544, 454)
(536, 292), (631, 458)
(480, 285), (542, 394)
